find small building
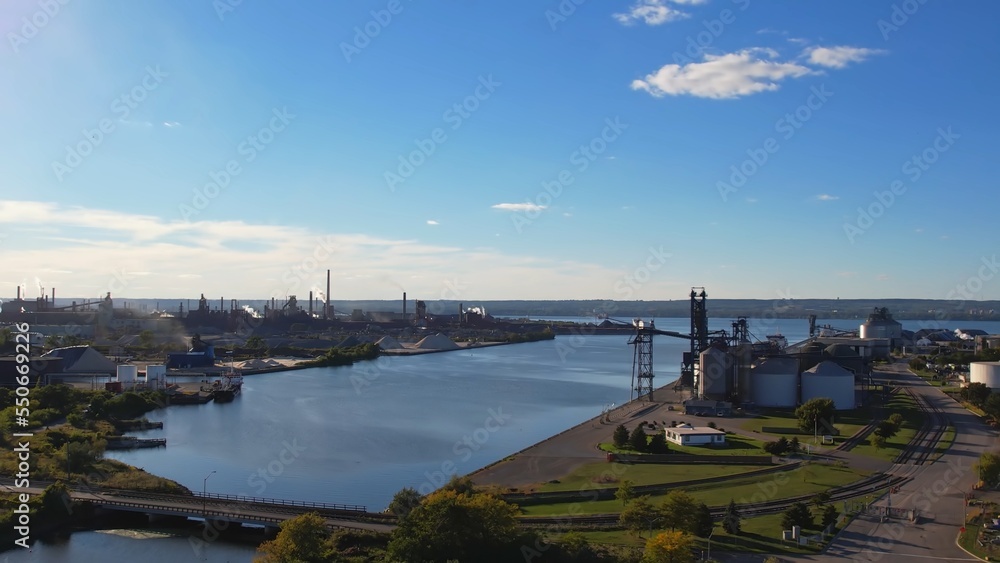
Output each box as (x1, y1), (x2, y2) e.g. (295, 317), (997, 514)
(683, 399), (732, 416)
(665, 424), (726, 446)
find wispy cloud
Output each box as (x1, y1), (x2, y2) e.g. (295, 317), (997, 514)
(816, 194), (839, 201)
(631, 48), (815, 99)
(805, 46), (886, 69)
(614, 0), (704, 26)
(876, 274), (890, 281)
(837, 271), (857, 278)
(426, 219), (439, 226)
(491, 203), (546, 213)
(163, 121), (181, 128)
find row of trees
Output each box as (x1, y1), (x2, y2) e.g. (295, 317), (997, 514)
(762, 436), (801, 456)
(781, 500), (839, 531)
(612, 424), (669, 454)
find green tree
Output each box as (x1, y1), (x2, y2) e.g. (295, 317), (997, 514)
(613, 424), (630, 449)
(789, 436), (801, 454)
(642, 530), (695, 563)
(962, 382), (991, 407)
(781, 501), (813, 530)
(659, 490), (698, 532)
(976, 452), (1000, 486)
(619, 495), (659, 537)
(871, 434), (887, 451)
(722, 499), (741, 535)
(616, 479), (636, 506)
(692, 503), (714, 538)
(812, 490), (832, 507)
(795, 398), (836, 434)
(629, 426), (649, 452)
(648, 432), (669, 454)
(888, 413), (904, 428)
(387, 489), (521, 563)
(388, 487), (423, 520)
(874, 420), (898, 440)
(256, 512), (332, 562)
(984, 393), (1000, 420)
(821, 504), (839, 528)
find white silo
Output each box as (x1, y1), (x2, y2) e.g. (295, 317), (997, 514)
(750, 357), (799, 408)
(801, 361), (855, 410)
(698, 347), (733, 400)
(117, 364), (138, 390)
(970, 362), (1000, 391)
(146, 365), (166, 390)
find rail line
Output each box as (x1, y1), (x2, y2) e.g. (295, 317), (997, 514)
(894, 387), (949, 466)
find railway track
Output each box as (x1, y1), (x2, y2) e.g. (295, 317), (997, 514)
(894, 387), (949, 466)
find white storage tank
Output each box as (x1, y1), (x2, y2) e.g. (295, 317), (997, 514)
(970, 362), (1000, 391)
(750, 357), (799, 408)
(801, 361), (855, 410)
(117, 364), (138, 389)
(698, 347), (733, 400)
(146, 364), (166, 389)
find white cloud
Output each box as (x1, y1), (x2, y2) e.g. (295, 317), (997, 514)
(614, 0), (702, 26)
(816, 194), (839, 201)
(631, 49), (815, 99)
(491, 203), (547, 213)
(805, 46), (886, 69)
(426, 220), (439, 226)
(0, 200), (657, 299)
(163, 121), (181, 128)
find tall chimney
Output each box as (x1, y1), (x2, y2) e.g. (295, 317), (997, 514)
(309, 291), (313, 317)
(221, 297), (224, 312)
(326, 269), (331, 320)
(403, 292), (407, 319)
(52, 287), (55, 307)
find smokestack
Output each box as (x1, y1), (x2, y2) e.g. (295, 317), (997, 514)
(52, 287), (55, 307)
(326, 269), (331, 320)
(16, 285), (20, 300)
(309, 291), (313, 317)
(460, 302), (463, 326)
(403, 292), (407, 319)
(221, 297), (224, 312)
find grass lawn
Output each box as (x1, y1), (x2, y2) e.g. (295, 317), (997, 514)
(534, 462), (766, 492)
(850, 391), (924, 462)
(520, 464), (868, 516)
(737, 407), (873, 449)
(563, 512), (828, 556)
(599, 433), (769, 457)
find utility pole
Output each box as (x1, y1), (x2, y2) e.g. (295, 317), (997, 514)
(203, 470), (216, 520)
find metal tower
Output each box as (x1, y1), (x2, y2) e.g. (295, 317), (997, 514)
(629, 321), (655, 401)
(681, 288), (709, 389)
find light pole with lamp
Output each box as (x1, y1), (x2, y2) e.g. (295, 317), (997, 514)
(707, 528), (714, 561)
(203, 470), (216, 520)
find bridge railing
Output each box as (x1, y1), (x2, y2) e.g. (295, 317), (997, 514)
(190, 491), (366, 513)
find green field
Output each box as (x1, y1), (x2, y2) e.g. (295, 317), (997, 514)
(850, 391), (924, 462)
(599, 432), (769, 457)
(736, 407), (873, 448)
(534, 462), (767, 492)
(520, 464), (868, 516)
(562, 511), (829, 555)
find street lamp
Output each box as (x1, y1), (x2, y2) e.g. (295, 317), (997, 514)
(707, 529), (714, 561)
(203, 470), (216, 519)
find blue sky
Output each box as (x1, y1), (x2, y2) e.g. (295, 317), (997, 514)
(1, 0), (998, 301)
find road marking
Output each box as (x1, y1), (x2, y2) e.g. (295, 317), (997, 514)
(851, 552), (978, 561)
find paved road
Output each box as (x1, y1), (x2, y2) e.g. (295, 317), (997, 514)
(774, 361), (994, 563)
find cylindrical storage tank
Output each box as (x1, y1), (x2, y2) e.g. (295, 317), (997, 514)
(698, 348), (733, 400)
(750, 357), (799, 408)
(117, 365), (138, 389)
(970, 362), (1000, 391)
(860, 320), (902, 340)
(146, 364), (166, 389)
(801, 361), (855, 410)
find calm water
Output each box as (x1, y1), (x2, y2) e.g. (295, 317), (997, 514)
(23, 317), (994, 561)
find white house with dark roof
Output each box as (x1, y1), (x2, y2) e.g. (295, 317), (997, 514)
(664, 423), (726, 446)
